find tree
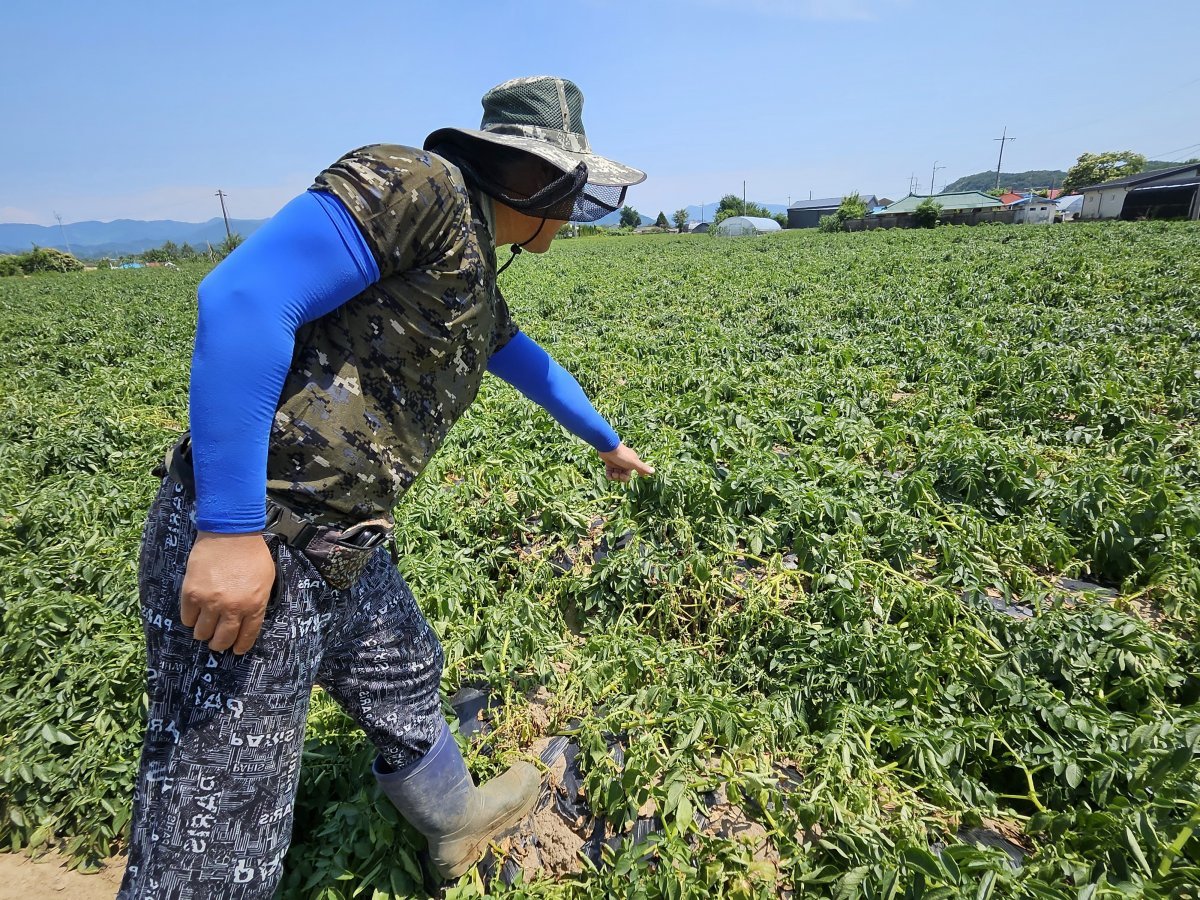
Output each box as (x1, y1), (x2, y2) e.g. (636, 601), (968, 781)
(654, 211), (669, 229)
(1062, 151), (1147, 194)
(673, 209), (689, 232)
(837, 192), (867, 221)
(218, 233), (245, 258)
(912, 198), (942, 229)
(713, 193), (779, 229)
(18, 245), (84, 273)
(817, 193), (867, 233)
(619, 205), (641, 229)
(179, 242), (197, 260)
(716, 194), (745, 218)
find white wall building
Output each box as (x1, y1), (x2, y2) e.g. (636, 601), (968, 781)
(1007, 194), (1058, 224)
(1078, 162), (1200, 221)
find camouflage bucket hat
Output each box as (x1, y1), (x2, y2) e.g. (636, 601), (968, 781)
(425, 75), (646, 189)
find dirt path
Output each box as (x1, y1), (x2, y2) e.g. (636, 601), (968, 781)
(0, 851), (125, 900)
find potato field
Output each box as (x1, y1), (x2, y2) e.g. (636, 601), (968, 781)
(1, 221), (1198, 899)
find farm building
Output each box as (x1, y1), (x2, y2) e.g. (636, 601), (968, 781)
(1007, 194), (1058, 225)
(1078, 162), (1200, 220)
(715, 216), (782, 236)
(867, 192), (1009, 227)
(1057, 194), (1084, 221)
(788, 195), (879, 229)
(682, 221), (710, 234)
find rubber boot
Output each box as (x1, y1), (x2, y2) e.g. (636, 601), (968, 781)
(373, 723), (540, 880)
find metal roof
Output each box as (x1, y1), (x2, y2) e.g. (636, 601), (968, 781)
(873, 192), (1003, 214)
(790, 197), (842, 210)
(1005, 195), (1058, 207)
(790, 195), (878, 210)
(1076, 161), (1200, 192)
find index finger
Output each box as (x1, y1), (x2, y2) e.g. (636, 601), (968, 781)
(631, 457), (655, 476)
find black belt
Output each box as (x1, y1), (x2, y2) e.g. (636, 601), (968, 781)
(154, 433), (395, 588)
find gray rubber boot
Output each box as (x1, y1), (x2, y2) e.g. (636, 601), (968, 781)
(373, 723), (540, 880)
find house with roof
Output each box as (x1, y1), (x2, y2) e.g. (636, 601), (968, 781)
(1006, 193), (1058, 225)
(870, 191), (1006, 227)
(788, 195), (879, 229)
(1078, 162), (1200, 220)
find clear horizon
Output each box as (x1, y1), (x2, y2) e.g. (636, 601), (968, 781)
(3, 0), (1197, 227)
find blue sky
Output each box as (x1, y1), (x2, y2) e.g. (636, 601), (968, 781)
(3, 0), (1198, 225)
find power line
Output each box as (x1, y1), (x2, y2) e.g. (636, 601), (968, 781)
(931, 161), (946, 196)
(1153, 142), (1200, 162)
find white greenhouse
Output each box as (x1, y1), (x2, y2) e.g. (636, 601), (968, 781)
(714, 216), (782, 236)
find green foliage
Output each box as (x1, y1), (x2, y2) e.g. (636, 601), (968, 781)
(619, 205), (641, 229)
(673, 208), (690, 232)
(818, 213), (842, 233)
(1062, 151), (1148, 194)
(218, 232), (245, 258)
(819, 194), (869, 233)
(2, 224), (1199, 895)
(837, 192), (867, 220)
(912, 198), (943, 228)
(947, 169), (1069, 193)
(0, 246), (85, 275)
(949, 159), (1193, 194)
(715, 194), (782, 227)
(654, 211), (669, 229)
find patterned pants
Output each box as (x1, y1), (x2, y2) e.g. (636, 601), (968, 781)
(118, 478), (446, 900)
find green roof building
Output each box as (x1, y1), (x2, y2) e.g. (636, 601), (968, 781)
(873, 192), (1003, 215)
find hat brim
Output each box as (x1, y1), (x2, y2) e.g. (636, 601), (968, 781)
(424, 127), (646, 188)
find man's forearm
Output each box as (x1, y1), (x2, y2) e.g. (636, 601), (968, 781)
(486, 331), (620, 451)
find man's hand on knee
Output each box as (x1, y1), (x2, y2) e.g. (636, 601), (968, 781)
(181, 532), (276, 655)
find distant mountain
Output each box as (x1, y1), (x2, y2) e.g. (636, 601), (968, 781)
(1145, 157), (1200, 172)
(591, 209), (653, 227)
(591, 201), (789, 229)
(0, 217), (266, 257)
(943, 170), (1067, 193)
(4, 197), (801, 255)
(943, 159), (1195, 194)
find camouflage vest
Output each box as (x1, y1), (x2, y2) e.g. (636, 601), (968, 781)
(264, 145), (518, 524)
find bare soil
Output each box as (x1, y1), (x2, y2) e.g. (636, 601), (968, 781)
(0, 850), (125, 900)
(497, 737), (587, 879)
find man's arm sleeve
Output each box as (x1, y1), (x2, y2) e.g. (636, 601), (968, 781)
(189, 190), (379, 532)
(486, 331), (620, 452)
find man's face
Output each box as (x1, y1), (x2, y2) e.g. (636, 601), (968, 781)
(520, 215), (568, 253)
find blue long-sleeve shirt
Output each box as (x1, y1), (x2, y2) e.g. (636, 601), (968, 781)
(190, 189), (618, 532)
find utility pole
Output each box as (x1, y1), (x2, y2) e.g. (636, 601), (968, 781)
(215, 190), (232, 240)
(53, 212), (72, 255)
(931, 161), (946, 196)
(742, 180), (746, 215)
(908, 173), (918, 195)
(994, 127), (1016, 191)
